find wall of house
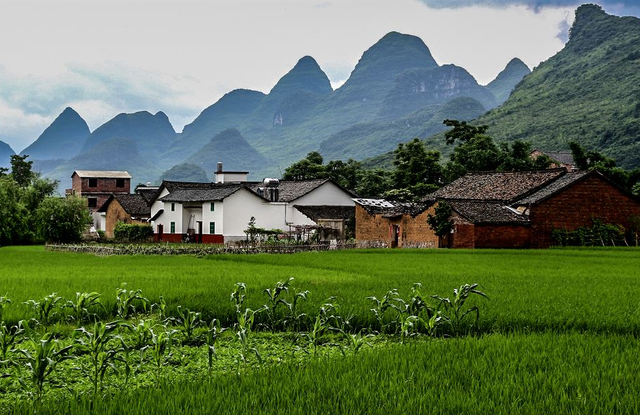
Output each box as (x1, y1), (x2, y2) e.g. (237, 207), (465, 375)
(354, 204), (438, 248)
(474, 224), (531, 249)
(529, 175), (640, 248)
(160, 201), (184, 234)
(289, 182), (355, 225)
(201, 201), (224, 237)
(103, 201), (148, 238)
(223, 190), (284, 241)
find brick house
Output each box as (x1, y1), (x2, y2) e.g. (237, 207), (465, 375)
(67, 170), (131, 212)
(354, 199), (438, 248)
(355, 168), (640, 249)
(97, 194), (152, 238)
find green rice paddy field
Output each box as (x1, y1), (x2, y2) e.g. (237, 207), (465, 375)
(1, 246), (640, 413)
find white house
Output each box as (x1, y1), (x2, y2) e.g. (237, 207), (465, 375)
(149, 177), (355, 243)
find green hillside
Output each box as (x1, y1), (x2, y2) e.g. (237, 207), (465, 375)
(486, 58), (531, 104)
(159, 163), (209, 183)
(478, 4), (640, 169)
(0, 140), (14, 168)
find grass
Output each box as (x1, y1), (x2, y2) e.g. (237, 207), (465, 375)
(2, 246), (640, 413)
(9, 332), (640, 415)
(1, 246), (640, 333)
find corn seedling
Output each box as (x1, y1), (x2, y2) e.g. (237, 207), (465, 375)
(66, 292), (104, 323)
(262, 277), (294, 331)
(230, 282), (247, 313)
(115, 284), (150, 319)
(0, 321), (25, 362)
(235, 305), (265, 365)
(305, 300), (341, 356)
(151, 296), (168, 322)
(120, 319), (154, 385)
(16, 331), (75, 400)
(149, 326), (178, 384)
(74, 320), (129, 401)
(344, 331), (374, 355)
(0, 295), (11, 323)
(284, 287), (310, 332)
(24, 293), (63, 326)
(205, 318), (225, 374)
(432, 283), (489, 335)
(367, 289), (404, 334)
(176, 306), (201, 345)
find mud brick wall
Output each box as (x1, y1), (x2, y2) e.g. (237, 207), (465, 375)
(474, 224), (531, 248)
(355, 204), (438, 248)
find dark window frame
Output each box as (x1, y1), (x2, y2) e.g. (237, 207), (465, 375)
(88, 178), (98, 188)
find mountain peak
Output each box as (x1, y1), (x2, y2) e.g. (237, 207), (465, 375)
(20, 107), (90, 160)
(268, 55), (332, 96)
(486, 58), (531, 104)
(0, 140), (15, 168)
(343, 31), (438, 87)
(505, 58), (529, 71)
(567, 4), (627, 53)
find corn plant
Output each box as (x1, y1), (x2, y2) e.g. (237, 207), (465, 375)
(230, 282), (247, 313)
(115, 284), (150, 319)
(149, 326), (178, 384)
(151, 296), (168, 322)
(24, 293), (64, 326)
(0, 321), (25, 362)
(432, 283), (489, 335)
(284, 287), (310, 332)
(176, 306), (201, 345)
(0, 295), (11, 323)
(66, 292), (104, 323)
(367, 289), (404, 334)
(262, 277), (293, 330)
(119, 319), (154, 388)
(15, 331), (75, 400)
(305, 300), (341, 356)
(74, 320), (129, 401)
(343, 331), (374, 355)
(204, 318), (225, 375)
(235, 305), (265, 365)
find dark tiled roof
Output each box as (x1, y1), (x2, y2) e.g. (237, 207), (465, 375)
(294, 205), (354, 221)
(247, 179), (349, 202)
(159, 184), (245, 202)
(543, 151), (575, 166)
(98, 194), (151, 216)
(428, 169), (566, 202)
(354, 198), (431, 217)
(515, 171), (590, 205)
(136, 187), (159, 203)
(449, 200), (529, 225)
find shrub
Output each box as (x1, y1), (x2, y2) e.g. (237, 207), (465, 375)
(113, 223), (154, 243)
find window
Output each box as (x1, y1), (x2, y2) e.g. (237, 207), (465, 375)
(171, 203), (175, 212)
(209, 222), (215, 234)
(88, 178), (97, 187)
(87, 198), (97, 208)
(210, 202), (215, 211)
(116, 178), (125, 188)
(170, 222), (175, 233)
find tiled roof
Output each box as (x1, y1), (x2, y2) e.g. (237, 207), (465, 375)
(73, 170), (131, 179)
(515, 171), (590, 205)
(158, 184), (245, 203)
(294, 205), (354, 221)
(247, 179), (351, 202)
(449, 200), (529, 225)
(136, 187), (159, 203)
(97, 194), (151, 216)
(543, 151), (575, 166)
(354, 198), (431, 217)
(428, 169), (566, 202)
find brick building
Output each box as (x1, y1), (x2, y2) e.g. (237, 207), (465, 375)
(67, 170), (131, 211)
(355, 169), (640, 249)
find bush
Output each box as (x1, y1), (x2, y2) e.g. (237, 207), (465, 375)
(34, 196), (92, 243)
(552, 218), (625, 246)
(113, 223), (154, 242)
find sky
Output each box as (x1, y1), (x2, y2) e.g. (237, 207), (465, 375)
(0, 0), (638, 153)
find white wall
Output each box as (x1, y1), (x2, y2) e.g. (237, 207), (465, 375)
(287, 181), (355, 225)
(202, 201), (224, 234)
(222, 189), (284, 240)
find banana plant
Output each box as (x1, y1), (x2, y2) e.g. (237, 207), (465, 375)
(66, 292), (104, 323)
(74, 320), (129, 400)
(16, 331), (75, 400)
(432, 283), (488, 335)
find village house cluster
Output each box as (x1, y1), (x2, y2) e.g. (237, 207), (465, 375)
(67, 159), (640, 248)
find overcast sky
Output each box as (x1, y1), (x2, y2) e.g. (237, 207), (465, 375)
(0, 0), (638, 153)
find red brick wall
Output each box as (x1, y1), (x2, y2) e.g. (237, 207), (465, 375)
(78, 177), (130, 194)
(474, 224), (531, 248)
(451, 224), (475, 248)
(529, 174), (640, 248)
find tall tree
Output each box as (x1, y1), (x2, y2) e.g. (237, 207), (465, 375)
(10, 154), (35, 187)
(34, 196), (92, 243)
(390, 138), (442, 200)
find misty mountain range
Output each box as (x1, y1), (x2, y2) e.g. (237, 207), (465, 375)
(2, 4), (638, 189)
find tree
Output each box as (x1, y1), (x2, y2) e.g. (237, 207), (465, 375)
(283, 152), (325, 181)
(0, 177), (29, 245)
(10, 154), (35, 187)
(427, 201), (454, 246)
(389, 138), (443, 200)
(34, 196), (92, 243)
(356, 169), (393, 198)
(569, 141), (640, 190)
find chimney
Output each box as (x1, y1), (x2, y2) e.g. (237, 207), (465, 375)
(217, 162), (223, 173)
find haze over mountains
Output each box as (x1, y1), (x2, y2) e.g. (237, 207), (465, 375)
(8, 4), (638, 188)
